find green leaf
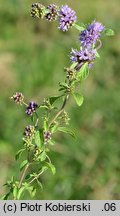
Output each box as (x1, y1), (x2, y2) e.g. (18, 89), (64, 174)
(15, 148), (25, 161)
(73, 23), (85, 31)
(41, 166), (48, 172)
(95, 51), (100, 58)
(31, 187), (36, 198)
(17, 187), (25, 200)
(104, 28), (115, 36)
(31, 115), (34, 122)
(59, 82), (68, 89)
(73, 93), (84, 107)
(1, 192), (11, 200)
(13, 187), (18, 199)
(39, 105), (48, 109)
(77, 62), (89, 81)
(70, 62), (78, 69)
(58, 87), (66, 92)
(20, 160), (28, 171)
(25, 186), (36, 198)
(48, 139), (56, 145)
(49, 95), (62, 105)
(35, 131), (41, 148)
(36, 180), (43, 190)
(58, 127), (76, 138)
(43, 119), (48, 131)
(40, 151), (46, 161)
(45, 162), (56, 175)
(25, 174), (32, 181)
(51, 123), (59, 133)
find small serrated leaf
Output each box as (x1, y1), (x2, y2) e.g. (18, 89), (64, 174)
(73, 93), (84, 107)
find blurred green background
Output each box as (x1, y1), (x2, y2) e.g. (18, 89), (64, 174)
(0, 0), (120, 199)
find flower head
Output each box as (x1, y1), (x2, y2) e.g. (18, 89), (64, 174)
(80, 20), (104, 48)
(44, 131), (52, 144)
(31, 3), (45, 19)
(24, 125), (35, 140)
(64, 67), (76, 80)
(26, 101), (38, 116)
(58, 5), (77, 31)
(11, 92), (24, 105)
(70, 47), (96, 70)
(45, 4), (58, 21)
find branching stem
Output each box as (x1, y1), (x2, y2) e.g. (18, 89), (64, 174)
(29, 170), (44, 185)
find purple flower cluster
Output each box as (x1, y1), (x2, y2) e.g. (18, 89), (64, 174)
(45, 4), (58, 21)
(24, 125), (35, 139)
(44, 131), (52, 144)
(31, 3), (77, 32)
(80, 20), (104, 48)
(58, 5), (77, 31)
(70, 48), (96, 70)
(11, 92), (24, 104)
(26, 101), (38, 116)
(70, 20), (104, 70)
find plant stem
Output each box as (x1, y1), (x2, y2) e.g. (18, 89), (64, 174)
(49, 94), (69, 127)
(22, 101), (28, 106)
(18, 163), (30, 189)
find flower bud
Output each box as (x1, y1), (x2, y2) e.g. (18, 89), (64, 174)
(11, 92), (24, 105)
(45, 4), (58, 21)
(64, 67), (76, 80)
(31, 3), (46, 19)
(26, 101), (38, 116)
(44, 131), (52, 144)
(24, 125), (35, 140)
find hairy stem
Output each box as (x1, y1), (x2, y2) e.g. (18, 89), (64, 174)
(18, 163), (30, 189)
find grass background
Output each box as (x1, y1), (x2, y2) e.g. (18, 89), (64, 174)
(0, 0), (120, 199)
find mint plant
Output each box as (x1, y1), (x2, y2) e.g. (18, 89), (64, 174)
(2, 3), (114, 200)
